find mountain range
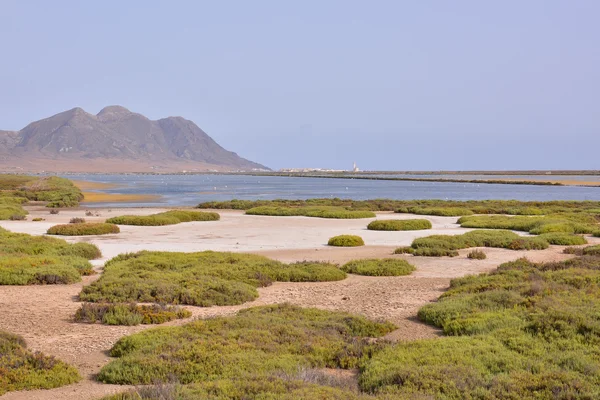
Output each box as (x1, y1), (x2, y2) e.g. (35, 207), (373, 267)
(0, 106), (268, 172)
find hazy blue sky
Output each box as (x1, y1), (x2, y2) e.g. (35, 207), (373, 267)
(1, 1), (598, 171)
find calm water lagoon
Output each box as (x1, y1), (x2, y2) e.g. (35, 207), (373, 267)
(63, 174), (600, 208)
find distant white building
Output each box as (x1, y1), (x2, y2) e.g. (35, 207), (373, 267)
(353, 162), (360, 172)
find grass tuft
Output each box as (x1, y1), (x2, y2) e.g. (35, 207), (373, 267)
(467, 249), (487, 260)
(367, 219), (431, 231)
(246, 206), (376, 219)
(47, 223), (120, 236)
(538, 233), (587, 246)
(0, 330), (80, 395)
(410, 230), (549, 256)
(341, 259), (415, 276)
(74, 303), (192, 325)
(393, 246), (415, 255)
(106, 210), (220, 226)
(0, 227), (99, 284)
(328, 235), (365, 247)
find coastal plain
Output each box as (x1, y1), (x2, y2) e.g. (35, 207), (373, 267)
(0, 205), (592, 400)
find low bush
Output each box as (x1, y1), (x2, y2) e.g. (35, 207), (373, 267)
(393, 246), (415, 255)
(359, 254), (600, 398)
(69, 217), (86, 224)
(0, 227), (99, 284)
(9, 214), (26, 220)
(246, 206), (376, 219)
(106, 210), (220, 226)
(367, 219), (431, 231)
(467, 249), (487, 260)
(47, 223), (120, 236)
(404, 207), (474, 217)
(0, 330), (80, 395)
(0, 255), (94, 284)
(328, 235), (365, 247)
(32, 217), (44, 221)
(199, 199), (600, 216)
(97, 304), (396, 385)
(79, 251), (346, 306)
(564, 245), (600, 256)
(410, 230), (549, 256)
(49, 209), (59, 215)
(583, 245), (600, 256)
(0, 204), (27, 220)
(17, 176), (84, 208)
(0, 227), (101, 259)
(74, 303), (192, 325)
(538, 232), (587, 246)
(459, 214), (599, 235)
(413, 247), (459, 257)
(99, 377), (372, 400)
(341, 259), (415, 276)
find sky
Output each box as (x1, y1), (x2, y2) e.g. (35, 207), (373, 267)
(1, 1), (599, 171)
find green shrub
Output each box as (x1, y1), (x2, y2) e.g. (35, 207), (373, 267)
(411, 230), (549, 254)
(74, 303), (192, 325)
(328, 235), (365, 247)
(199, 198), (600, 216)
(106, 210), (220, 226)
(246, 206), (376, 219)
(367, 219), (432, 231)
(0, 255), (94, 285)
(393, 246), (415, 255)
(97, 304), (396, 385)
(413, 247), (459, 257)
(0, 330), (80, 395)
(0, 227), (99, 284)
(359, 254), (600, 398)
(99, 378), (371, 400)
(467, 249), (487, 260)
(79, 251), (346, 306)
(160, 210), (220, 222)
(0, 204), (27, 220)
(405, 207), (474, 217)
(47, 222), (120, 236)
(459, 214), (599, 235)
(583, 245), (600, 256)
(32, 217), (44, 221)
(538, 233), (587, 246)
(106, 214), (179, 226)
(341, 259), (415, 276)
(18, 176), (84, 208)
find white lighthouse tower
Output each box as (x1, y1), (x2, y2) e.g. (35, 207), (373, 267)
(352, 162), (360, 172)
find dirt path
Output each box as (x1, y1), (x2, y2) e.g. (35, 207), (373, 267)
(0, 208), (591, 400)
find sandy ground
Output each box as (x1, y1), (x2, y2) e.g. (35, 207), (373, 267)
(0, 207), (596, 400)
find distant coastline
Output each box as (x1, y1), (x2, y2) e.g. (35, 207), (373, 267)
(5, 170), (600, 187)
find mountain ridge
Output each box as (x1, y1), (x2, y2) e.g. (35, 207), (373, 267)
(0, 106), (268, 172)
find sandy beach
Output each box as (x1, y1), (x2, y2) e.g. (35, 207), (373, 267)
(0, 206), (595, 400)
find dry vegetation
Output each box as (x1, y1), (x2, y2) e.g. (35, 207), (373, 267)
(341, 259), (415, 276)
(106, 210), (220, 226)
(367, 219), (431, 231)
(0, 227), (99, 285)
(47, 222), (120, 236)
(74, 303), (192, 326)
(0, 331), (80, 395)
(79, 251), (346, 306)
(328, 235), (365, 247)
